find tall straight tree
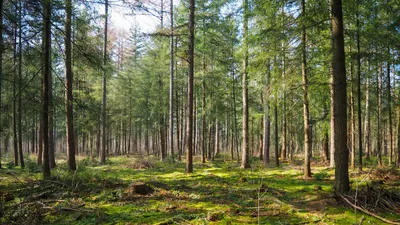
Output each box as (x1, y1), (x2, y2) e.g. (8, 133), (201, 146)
(101, 0), (108, 165)
(241, 0), (250, 169)
(169, 0), (174, 162)
(185, 0), (195, 173)
(301, 0), (311, 178)
(356, 5), (362, 170)
(331, 0), (349, 193)
(263, 61), (270, 165)
(17, 0), (24, 168)
(0, 0), (3, 169)
(65, 0), (76, 171)
(13, 18), (18, 166)
(42, 0), (51, 178)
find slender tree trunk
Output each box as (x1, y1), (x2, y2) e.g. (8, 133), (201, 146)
(185, 0), (195, 173)
(377, 64), (383, 166)
(101, 0), (108, 165)
(387, 52), (393, 165)
(0, 0), (3, 168)
(263, 61), (270, 164)
(17, 0), (24, 168)
(215, 118), (219, 157)
(301, 0), (311, 178)
(48, 47), (55, 168)
(202, 64), (206, 163)
(42, 0), (52, 178)
(13, 23), (18, 167)
(169, 0), (174, 162)
(65, 0), (76, 170)
(241, 0), (250, 169)
(356, 8), (362, 170)
(274, 104), (279, 168)
(331, 0), (349, 193)
(350, 61), (355, 169)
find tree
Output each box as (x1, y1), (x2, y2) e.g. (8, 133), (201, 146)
(169, 0), (174, 162)
(101, 0), (108, 165)
(65, 0), (76, 171)
(331, 0), (349, 193)
(301, 0), (311, 179)
(43, 0), (52, 178)
(185, 0), (195, 173)
(241, 0), (250, 169)
(0, 0), (3, 169)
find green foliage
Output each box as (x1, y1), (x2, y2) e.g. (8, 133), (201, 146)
(313, 169), (331, 181)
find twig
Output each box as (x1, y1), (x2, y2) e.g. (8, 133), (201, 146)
(339, 194), (400, 225)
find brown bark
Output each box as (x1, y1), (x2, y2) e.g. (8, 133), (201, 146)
(65, 0), (76, 170)
(331, 0), (349, 193)
(301, 0), (311, 178)
(185, 0), (195, 173)
(241, 0), (250, 169)
(42, 0), (52, 178)
(101, 0), (108, 165)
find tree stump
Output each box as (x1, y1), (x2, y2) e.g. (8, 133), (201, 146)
(126, 182), (154, 195)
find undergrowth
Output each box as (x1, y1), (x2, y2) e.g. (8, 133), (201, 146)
(0, 155), (399, 224)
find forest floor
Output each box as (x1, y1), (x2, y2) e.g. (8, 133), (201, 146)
(1, 155), (400, 225)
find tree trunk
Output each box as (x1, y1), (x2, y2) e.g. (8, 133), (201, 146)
(101, 0), (108, 165)
(168, 0), (174, 162)
(301, 0), (311, 178)
(387, 51), (393, 166)
(377, 64), (383, 166)
(13, 22), (18, 167)
(241, 0), (250, 169)
(350, 61), (355, 169)
(274, 104), (279, 168)
(65, 0), (76, 170)
(42, 0), (52, 178)
(185, 0), (195, 173)
(356, 8), (362, 170)
(263, 61), (270, 165)
(0, 0), (2, 168)
(331, 0), (349, 193)
(17, 1), (24, 168)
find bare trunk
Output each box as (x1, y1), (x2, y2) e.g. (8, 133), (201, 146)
(331, 0), (349, 193)
(241, 0), (250, 169)
(185, 0), (195, 173)
(301, 0), (311, 178)
(101, 0), (108, 165)
(42, 0), (51, 178)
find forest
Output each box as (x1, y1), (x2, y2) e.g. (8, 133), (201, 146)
(0, 0), (400, 224)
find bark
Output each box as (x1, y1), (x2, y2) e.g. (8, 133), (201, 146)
(387, 53), (393, 165)
(17, 1), (24, 168)
(42, 0), (52, 178)
(38, 122), (43, 164)
(185, 0), (195, 173)
(356, 8), (362, 170)
(13, 22), (18, 166)
(241, 0), (250, 169)
(65, 0), (76, 171)
(101, 0), (108, 165)
(331, 0), (349, 193)
(301, 0), (311, 178)
(274, 104), (279, 168)
(350, 61), (355, 169)
(377, 64), (383, 166)
(0, 0), (2, 168)
(201, 66), (206, 163)
(169, 0), (174, 161)
(263, 61), (270, 164)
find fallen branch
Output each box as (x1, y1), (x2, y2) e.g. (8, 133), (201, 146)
(339, 194), (400, 225)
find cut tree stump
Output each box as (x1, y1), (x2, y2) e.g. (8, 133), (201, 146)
(126, 182), (154, 195)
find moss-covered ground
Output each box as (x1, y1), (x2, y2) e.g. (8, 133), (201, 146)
(0, 155), (399, 224)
